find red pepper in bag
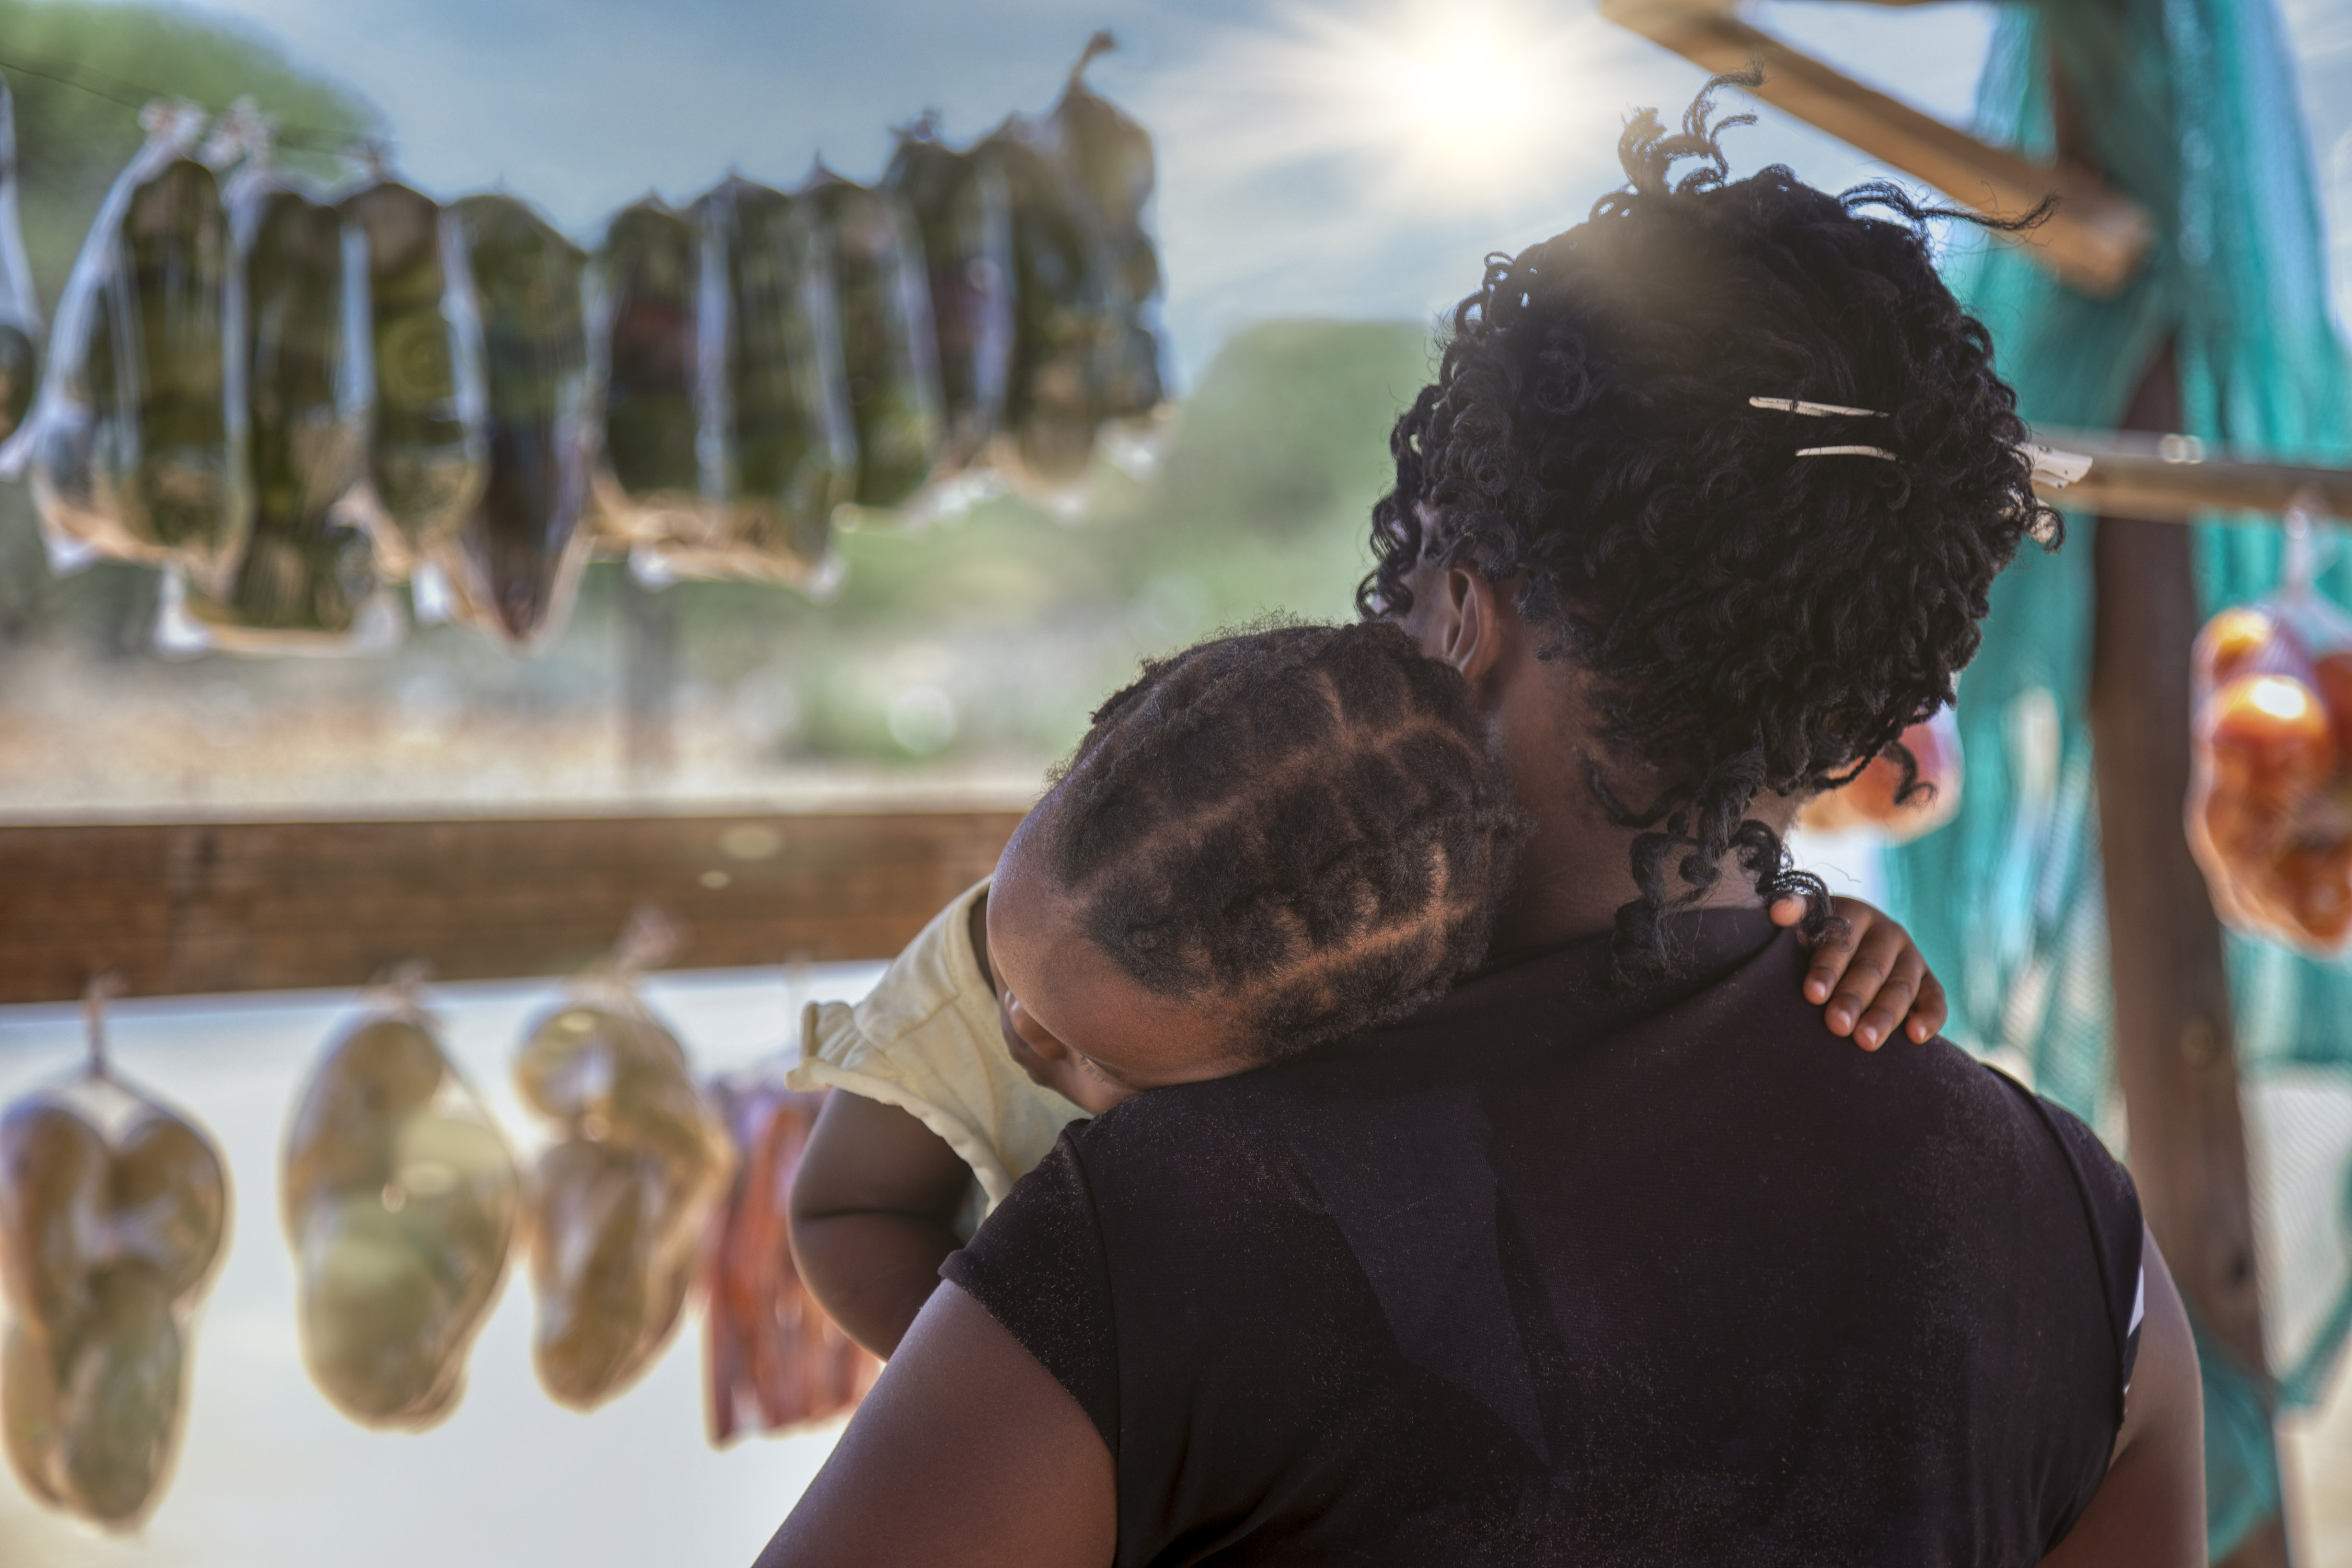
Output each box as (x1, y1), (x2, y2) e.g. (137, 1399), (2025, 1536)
(2187, 525), (2352, 952)
(702, 1078), (877, 1446)
(1799, 708), (1963, 841)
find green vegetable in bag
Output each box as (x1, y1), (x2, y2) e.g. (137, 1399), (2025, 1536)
(881, 125), (1012, 477)
(0, 77), (42, 443)
(342, 177), (483, 578)
(114, 159), (236, 560)
(676, 176), (852, 584)
(449, 193), (592, 644)
(0, 991), (228, 1531)
(33, 117), (246, 593)
(804, 168), (941, 510)
(594, 199), (700, 536)
(1039, 31), (1163, 419)
(185, 180), (373, 643)
(982, 119), (1116, 492)
(284, 993), (518, 1431)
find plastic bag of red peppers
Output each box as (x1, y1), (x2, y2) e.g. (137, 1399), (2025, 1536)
(1799, 708), (1964, 842)
(2187, 514), (2352, 952)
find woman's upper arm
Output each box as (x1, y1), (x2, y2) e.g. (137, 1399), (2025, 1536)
(751, 1280), (1116, 1568)
(2041, 1229), (2207, 1568)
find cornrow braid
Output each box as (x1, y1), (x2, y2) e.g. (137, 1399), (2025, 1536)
(1359, 72), (2056, 982)
(1039, 619), (1530, 1063)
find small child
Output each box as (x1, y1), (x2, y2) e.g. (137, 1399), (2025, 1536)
(788, 620), (1945, 1357)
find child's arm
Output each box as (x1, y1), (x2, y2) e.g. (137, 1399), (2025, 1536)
(790, 1091), (975, 1360)
(792, 890), (1028, 1361)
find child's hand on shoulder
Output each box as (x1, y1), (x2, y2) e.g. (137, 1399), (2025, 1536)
(1767, 894), (1948, 1051)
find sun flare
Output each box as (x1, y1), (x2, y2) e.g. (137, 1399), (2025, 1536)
(1265, 0), (1613, 206)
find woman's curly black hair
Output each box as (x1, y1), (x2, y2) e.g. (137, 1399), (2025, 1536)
(1036, 619), (1530, 1062)
(1358, 72), (2058, 979)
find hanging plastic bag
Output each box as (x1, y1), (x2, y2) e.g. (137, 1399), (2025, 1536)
(2187, 514), (2352, 952)
(514, 910), (733, 1410)
(882, 121), (1013, 482)
(1033, 31), (1164, 426)
(439, 193), (594, 647)
(0, 978), (229, 1531)
(980, 117), (1119, 499)
(22, 102), (248, 596)
(589, 197), (702, 547)
(1799, 707), (1965, 840)
(803, 167), (941, 513)
(0, 75), (44, 445)
(638, 176), (852, 591)
(283, 971), (519, 1431)
(704, 1075), (878, 1446)
(338, 166), (487, 585)
(166, 143), (396, 656)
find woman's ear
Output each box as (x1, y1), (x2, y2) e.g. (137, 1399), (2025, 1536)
(1440, 568), (1509, 689)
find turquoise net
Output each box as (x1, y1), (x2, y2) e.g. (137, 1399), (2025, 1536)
(1879, 0), (2352, 1555)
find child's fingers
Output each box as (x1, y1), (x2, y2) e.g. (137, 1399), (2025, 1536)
(1906, 970), (1950, 1043)
(1849, 947), (1927, 1052)
(1802, 908), (1867, 1006)
(1768, 893), (1808, 928)
(1824, 914), (1909, 1037)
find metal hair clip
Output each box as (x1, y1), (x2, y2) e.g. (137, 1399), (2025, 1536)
(1748, 397), (1888, 420)
(1749, 396), (1899, 463)
(2021, 442), (2092, 491)
(1749, 397), (2096, 498)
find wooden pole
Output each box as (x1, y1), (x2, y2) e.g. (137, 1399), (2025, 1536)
(1597, 0), (2153, 295)
(618, 567), (679, 788)
(2034, 428), (2352, 523)
(0, 810), (1023, 1004)
(2089, 343), (2288, 1568)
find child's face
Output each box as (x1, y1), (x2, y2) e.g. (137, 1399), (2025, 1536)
(985, 808), (1260, 1117)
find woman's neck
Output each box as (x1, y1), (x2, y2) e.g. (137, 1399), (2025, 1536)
(1483, 703), (1797, 952)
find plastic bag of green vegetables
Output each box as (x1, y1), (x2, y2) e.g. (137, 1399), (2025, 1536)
(882, 123), (1012, 481)
(20, 103), (248, 596)
(439, 193), (594, 647)
(588, 197), (702, 547)
(164, 157), (396, 656)
(284, 973), (518, 1431)
(803, 166), (940, 512)
(338, 168), (487, 586)
(637, 176), (850, 592)
(1034, 32), (1163, 426)
(0, 76), (45, 450)
(979, 114), (1119, 500)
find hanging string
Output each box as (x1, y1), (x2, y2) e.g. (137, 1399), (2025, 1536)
(80, 969), (124, 1081)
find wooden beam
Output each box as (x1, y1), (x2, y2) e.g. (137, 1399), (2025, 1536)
(2089, 346), (2285, 1567)
(0, 810), (1024, 1005)
(2037, 427), (2352, 523)
(1598, 0), (2154, 296)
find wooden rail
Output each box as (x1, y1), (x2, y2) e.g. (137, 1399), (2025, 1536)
(1600, 0), (2154, 296)
(0, 810), (1025, 1005)
(2036, 428), (2352, 522)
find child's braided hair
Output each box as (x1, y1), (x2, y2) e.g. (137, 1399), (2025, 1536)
(1359, 72), (2057, 980)
(1037, 619), (1529, 1062)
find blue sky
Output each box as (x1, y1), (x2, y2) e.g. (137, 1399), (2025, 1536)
(88, 0), (2352, 383)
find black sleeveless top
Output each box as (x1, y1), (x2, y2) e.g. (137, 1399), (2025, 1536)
(944, 912), (2143, 1567)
